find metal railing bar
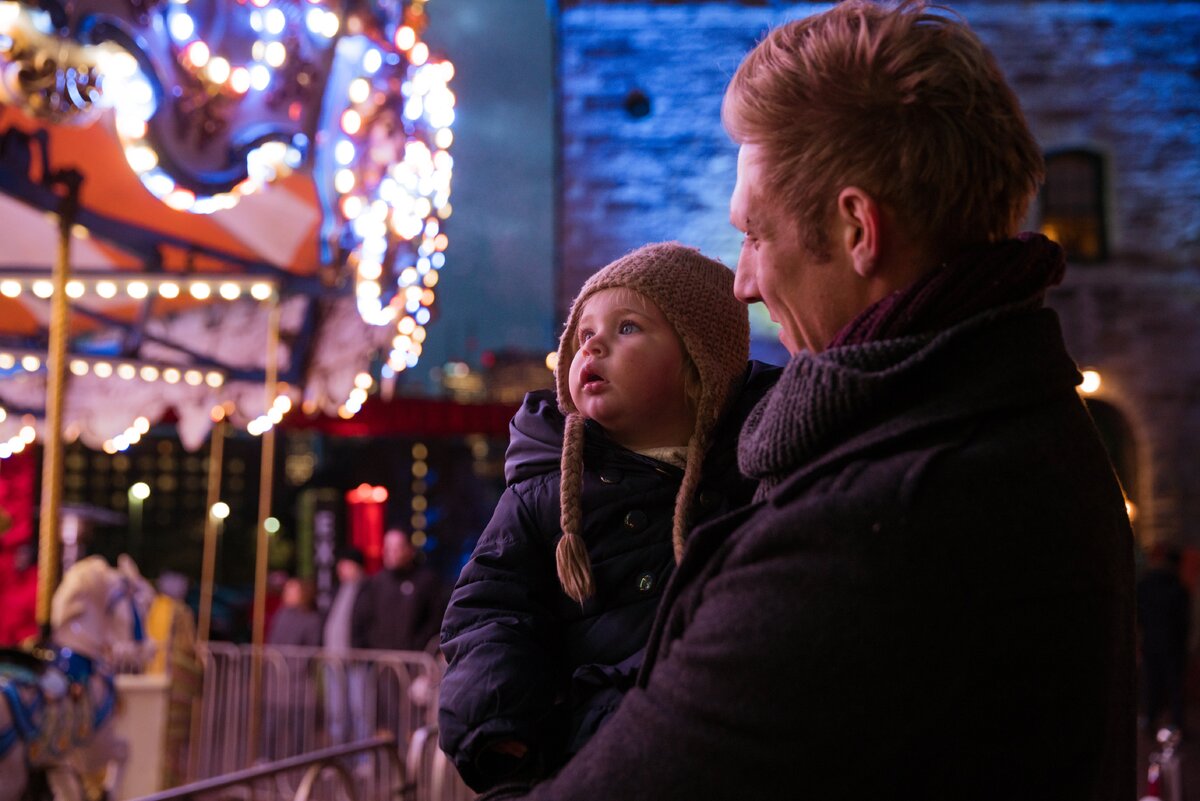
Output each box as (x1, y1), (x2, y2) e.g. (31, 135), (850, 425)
(129, 735), (399, 801)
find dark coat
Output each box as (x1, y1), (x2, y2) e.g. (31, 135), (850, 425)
(483, 308), (1136, 800)
(1137, 567), (1189, 659)
(439, 362), (778, 792)
(350, 564), (444, 652)
(266, 606), (322, 647)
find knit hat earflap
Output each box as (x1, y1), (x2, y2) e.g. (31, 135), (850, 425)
(553, 242), (750, 603)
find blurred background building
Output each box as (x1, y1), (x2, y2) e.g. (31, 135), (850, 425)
(551, 0), (1200, 554)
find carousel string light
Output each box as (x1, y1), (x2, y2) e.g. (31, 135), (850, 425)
(100, 415), (152, 454)
(336, 370), (372, 418)
(0, 273), (278, 301)
(0, 348), (227, 388)
(246, 391), (295, 436)
(332, 26), (454, 368)
(0, 416), (37, 460)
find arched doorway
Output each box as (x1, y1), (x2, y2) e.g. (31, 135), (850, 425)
(1083, 398), (1139, 517)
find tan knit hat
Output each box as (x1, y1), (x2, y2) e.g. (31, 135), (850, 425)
(553, 242), (750, 603)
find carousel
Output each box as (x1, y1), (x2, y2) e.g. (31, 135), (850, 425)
(0, 0), (457, 796)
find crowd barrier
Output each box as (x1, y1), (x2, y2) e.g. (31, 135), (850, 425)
(184, 643), (472, 801)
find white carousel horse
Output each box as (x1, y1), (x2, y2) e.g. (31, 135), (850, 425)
(0, 555), (156, 801)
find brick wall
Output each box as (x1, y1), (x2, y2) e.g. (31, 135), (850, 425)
(557, 1), (1200, 545)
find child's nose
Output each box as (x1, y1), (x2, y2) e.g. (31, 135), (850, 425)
(582, 330), (608, 354)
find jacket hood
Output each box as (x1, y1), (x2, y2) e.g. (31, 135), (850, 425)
(505, 389), (565, 485)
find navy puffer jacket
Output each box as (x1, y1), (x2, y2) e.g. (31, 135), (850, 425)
(438, 362), (778, 791)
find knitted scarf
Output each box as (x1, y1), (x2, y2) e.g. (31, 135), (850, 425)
(738, 234), (1066, 493)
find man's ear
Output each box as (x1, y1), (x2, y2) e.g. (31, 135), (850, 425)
(837, 187), (882, 279)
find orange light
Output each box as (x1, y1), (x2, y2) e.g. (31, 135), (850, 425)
(394, 25), (416, 51)
(185, 40), (210, 69)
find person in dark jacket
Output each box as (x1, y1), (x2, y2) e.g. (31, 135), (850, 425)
(439, 243), (777, 792)
(265, 577), (321, 758)
(267, 577), (322, 647)
(1137, 545), (1189, 736)
(351, 528), (444, 652)
(482, 3), (1135, 799)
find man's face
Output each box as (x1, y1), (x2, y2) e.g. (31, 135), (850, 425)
(729, 144), (859, 354)
(382, 530), (415, 570)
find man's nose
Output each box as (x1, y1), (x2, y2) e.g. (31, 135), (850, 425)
(733, 258), (758, 305)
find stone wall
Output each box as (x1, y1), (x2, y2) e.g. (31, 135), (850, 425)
(556, 1), (1200, 545)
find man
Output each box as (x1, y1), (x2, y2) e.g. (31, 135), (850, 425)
(484, 2), (1134, 798)
(351, 528), (444, 652)
(1137, 545), (1189, 737)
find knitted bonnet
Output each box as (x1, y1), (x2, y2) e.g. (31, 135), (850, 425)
(554, 242), (750, 603)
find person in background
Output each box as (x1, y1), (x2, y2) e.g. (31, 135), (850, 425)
(1138, 544), (1189, 737)
(480, 2), (1134, 798)
(439, 242), (776, 792)
(351, 528), (444, 652)
(265, 577), (321, 758)
(323, 547), (368, 746)
(267, 577), (322, 647)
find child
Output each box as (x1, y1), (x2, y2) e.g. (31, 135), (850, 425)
(438, 242), (776, 791)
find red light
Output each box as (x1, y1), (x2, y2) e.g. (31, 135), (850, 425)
(346, 483), (388, 505)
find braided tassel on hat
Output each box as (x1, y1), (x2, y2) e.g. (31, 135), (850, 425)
(556, 412), (594, 603)
(670, 434), (706, 562)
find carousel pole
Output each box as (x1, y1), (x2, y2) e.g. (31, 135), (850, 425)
(35, 170), (81, 639)
(189, 410), (226, 777)
(197, 413), (227, 644)
(247, 297), (280, 761)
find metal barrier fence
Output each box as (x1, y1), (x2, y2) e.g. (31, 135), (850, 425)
(187, 643), (472, 801)
(135, 735), (404, 801)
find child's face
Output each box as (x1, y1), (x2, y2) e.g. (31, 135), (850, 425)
(568, 288), (695, 450)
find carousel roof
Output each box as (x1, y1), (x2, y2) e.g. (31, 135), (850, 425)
(0, 0), (455, 453)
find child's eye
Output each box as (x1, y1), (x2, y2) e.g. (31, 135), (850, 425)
(618, 321), (639, 335)
(579, 329), (594, 342)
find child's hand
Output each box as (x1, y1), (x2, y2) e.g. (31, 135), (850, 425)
(487, 739), (530, 759)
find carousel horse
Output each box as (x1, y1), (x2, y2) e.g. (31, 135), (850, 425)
(0, 555), (155, 801)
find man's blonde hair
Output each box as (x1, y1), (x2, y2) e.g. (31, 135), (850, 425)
(722, 0), (1044, 262)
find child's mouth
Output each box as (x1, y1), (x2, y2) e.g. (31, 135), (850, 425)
(581, 367), (606, 388)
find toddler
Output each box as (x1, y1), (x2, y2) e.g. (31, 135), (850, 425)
(438, 242), (776, 790)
